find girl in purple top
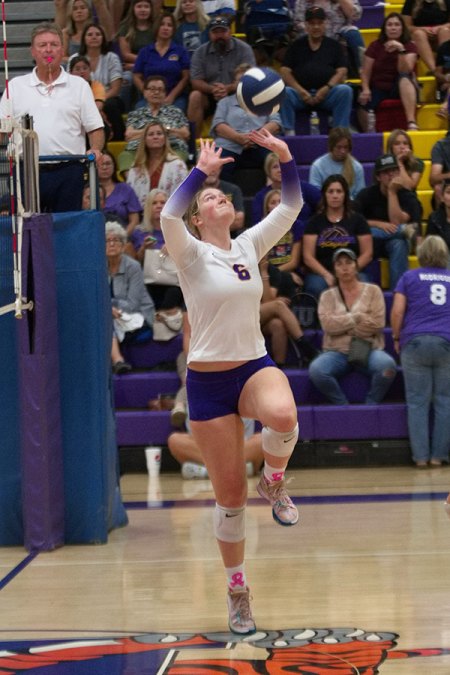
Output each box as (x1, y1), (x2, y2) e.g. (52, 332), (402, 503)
(391, 235), (450, 468)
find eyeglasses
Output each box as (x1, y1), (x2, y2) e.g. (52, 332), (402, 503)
(145, 87), (165, 93)
(106, 237), (123, 244)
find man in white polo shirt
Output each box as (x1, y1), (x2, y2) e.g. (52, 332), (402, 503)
(0, 23), (104, 212)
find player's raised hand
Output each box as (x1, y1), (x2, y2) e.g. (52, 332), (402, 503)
(248, 128), (292, 163)
(196, 139), (234, 176)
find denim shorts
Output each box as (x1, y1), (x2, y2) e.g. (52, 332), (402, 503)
(186, 354), (276, 421)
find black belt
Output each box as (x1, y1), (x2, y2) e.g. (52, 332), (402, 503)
(39, 162), (73, 172)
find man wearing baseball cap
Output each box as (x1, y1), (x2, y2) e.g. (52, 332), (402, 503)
(354, 153), (422, 289)
(279, 6), (353, 134)
(188, 18), (256, 137)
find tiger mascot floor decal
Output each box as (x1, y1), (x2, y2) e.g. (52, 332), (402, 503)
(0, 628), (449, 674)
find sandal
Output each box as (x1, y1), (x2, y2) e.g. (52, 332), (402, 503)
(407, 121), (419, 130)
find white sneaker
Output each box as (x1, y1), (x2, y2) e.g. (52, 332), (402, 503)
(181, 462), (209, 480)
(257, 474), (299, 526)
(227, 587), (256, 634)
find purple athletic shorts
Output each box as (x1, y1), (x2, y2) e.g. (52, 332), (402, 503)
(186, 354), (276, 421)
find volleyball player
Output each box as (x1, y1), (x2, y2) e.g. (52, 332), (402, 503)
(160, 129), (303, 634)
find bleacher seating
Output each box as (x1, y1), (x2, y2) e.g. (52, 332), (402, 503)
(110, 0), (450, 467)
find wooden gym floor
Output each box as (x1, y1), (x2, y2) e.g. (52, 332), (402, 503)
(1, 464), (450, 674)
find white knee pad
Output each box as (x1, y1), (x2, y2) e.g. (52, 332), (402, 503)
(262, 424), (299, 457)
(213, 503), (246, 543)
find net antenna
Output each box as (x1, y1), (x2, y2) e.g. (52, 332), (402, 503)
(0, 0), (34, 318)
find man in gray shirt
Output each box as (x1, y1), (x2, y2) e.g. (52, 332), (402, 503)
(187, 18), (255, 138)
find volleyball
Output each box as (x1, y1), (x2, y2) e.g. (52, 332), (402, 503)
(236, 67), (286, 116)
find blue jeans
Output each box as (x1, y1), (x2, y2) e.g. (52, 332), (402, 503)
(309, 349), (397, 404)
(372, 235), (409, 290)
(400, 335), (450, 463)
(280, 84), (353, 133)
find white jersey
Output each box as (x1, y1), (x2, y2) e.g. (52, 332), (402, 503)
(161, 162), (302, 363)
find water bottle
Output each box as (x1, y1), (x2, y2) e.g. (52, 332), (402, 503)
(367, 108), (376, 133)
(309, 111), (320, 135)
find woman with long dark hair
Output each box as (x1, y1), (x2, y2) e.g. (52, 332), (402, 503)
(303, 174), (373, 298)
(358, 12), (419, 131)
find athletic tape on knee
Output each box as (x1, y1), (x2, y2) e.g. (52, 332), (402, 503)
(213, 503), (246, 543)
(262, 424), (299, 457)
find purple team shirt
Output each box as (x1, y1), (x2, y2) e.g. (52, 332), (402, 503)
(395, 267), (450, 348)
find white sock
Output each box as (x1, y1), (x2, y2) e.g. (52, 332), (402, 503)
(226, 564), (247, 592)
(264, 461), (286, 483)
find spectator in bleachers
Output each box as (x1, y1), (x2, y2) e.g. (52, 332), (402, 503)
(98, 151), (142, 232)
(119, 75), (190, 174)
(78, 23), (126, 140)
(309, 247), (396, 404)
(309, 127), (366, 200)
(260, 256), (320, 366)
(391, 235), (450, 466)
(187, 18), (256, 137)
(127, 189), (184, 317)
(117, 0), (155, 110)
(132, 13), (191, 112)
(252, 151), (322, 240)
(303, 174), (373, 298)
(243, 0), (293, 66)
(61, 0), (92, 59)
(279, 6), (353, 135)
(210, 63), (282, 181)
(261, 189), (303, 299)
(54, 0), (114, 42)
(354, 153), (422, 290)
(430, 129), (450, 205)
(0, 23), (104, 213)
(426, 178), (450, 257)
(293, 0), (365, 77)
(358, 12), (419, 132)
(69, 55), (112, 141)
(126, 121), (189, 208)
(386, 128), (424, 191)
(173, 0), (210, 56)
(401, 0), (450, 75)
(82, 181), (106, 210)
(107, 221), (155, 374)
(434, 38), (450, 107)
(201, 166), (246, 233)
(201, 0), (236, 19)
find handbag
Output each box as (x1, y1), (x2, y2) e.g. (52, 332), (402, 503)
(347, 336), (372, 368)
(337, 285), (372, 368)
(152, 309), (183, 342)
(143, 249), (179, 286)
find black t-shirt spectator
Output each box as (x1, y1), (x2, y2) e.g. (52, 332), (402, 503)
(354, 184), (422, 224)
(402, 0), (450, 26)
(426, 207), (450, 251)
(304, 212), (370, 271)
(282, 35), (347, 90)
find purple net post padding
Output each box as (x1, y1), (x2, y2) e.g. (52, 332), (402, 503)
(18, 215), (65, 552)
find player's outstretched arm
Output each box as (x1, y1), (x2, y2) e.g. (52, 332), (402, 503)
(248, 128), (292, 163)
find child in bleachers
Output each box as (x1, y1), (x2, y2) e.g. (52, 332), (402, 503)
(118, 0), (155, 109)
